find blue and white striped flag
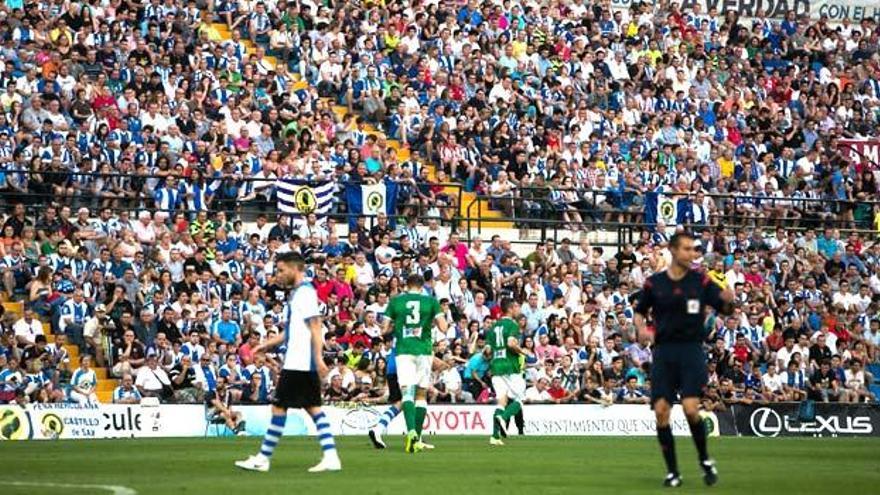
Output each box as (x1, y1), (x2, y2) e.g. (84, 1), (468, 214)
(276, 177), (334, 217)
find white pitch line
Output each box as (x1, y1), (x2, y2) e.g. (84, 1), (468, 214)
(1, 481), (138, 495)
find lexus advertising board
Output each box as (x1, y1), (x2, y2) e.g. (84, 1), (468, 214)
(733, 403), (879, 438)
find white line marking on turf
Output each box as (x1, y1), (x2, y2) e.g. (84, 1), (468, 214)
(1, 481), (137, 495)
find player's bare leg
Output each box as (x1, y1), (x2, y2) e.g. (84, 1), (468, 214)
(654, 399), (680, 487)
(682, 397), (716, 486)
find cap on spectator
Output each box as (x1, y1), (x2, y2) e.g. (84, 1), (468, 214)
(95, 304), (107, 313)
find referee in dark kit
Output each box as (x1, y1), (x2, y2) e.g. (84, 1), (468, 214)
(634, 232), (734, 488)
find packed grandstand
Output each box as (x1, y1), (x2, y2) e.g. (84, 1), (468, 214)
(0, 0), (879, 413)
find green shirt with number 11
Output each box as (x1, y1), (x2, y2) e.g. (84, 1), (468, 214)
(385, 292), (442, 356)
(487, 317), (522, 376)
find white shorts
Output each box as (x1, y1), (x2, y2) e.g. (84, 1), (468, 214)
(396, 354), (433, 389)
(492, 374), (526, 402)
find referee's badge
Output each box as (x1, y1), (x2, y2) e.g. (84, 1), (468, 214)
(687, 299), (700, 314)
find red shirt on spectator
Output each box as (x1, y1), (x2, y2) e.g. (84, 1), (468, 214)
(732, 343), (752, 363)
(726, 125), (742, 146)
(548, 384), (567, 400)
(92, 94), (117, 111)
(766, 331), (785, 352)
(315, 278), (334, 303)
(831, 326), (851, 347)
(489, 304), (503, 320)
(744, 272), (764, 287)
(239, 342), (258, 366)
(339, 330), (371, 349)
(337, 306), (353, 324)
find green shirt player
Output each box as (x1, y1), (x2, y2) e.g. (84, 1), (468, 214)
(383, 273), (448, 453)
(486, 298), (524, 446)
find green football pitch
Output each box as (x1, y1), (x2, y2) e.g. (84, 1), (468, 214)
(1, 436), (878, 494)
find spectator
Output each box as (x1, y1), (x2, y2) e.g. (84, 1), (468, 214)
(113, 374), (143, 405)
(524, 377), (553, 404)
(617, 376), (650, 404)
(809, 360), (845, 403)
(206, 377), (246, 435)
(463, 346), (492, 401)
(136, 354), (173, 401)
(112, 329), (146, 378)
(433, 355), (472, 404)
(13, 308), (42, 347)
(69, 356), (98, 405)
(170, 355), (203, 404)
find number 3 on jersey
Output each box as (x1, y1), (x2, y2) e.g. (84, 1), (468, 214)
(403, 300), (422, 338)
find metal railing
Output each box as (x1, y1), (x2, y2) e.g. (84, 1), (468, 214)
(3, 170), (879, 252)
(0, 170), (465, 228)
(461, 186), (880, 249)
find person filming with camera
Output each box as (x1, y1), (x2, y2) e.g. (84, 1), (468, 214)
(83, 304), (115, 367)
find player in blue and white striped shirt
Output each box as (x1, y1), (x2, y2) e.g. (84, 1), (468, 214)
(236, 252), (340, 473)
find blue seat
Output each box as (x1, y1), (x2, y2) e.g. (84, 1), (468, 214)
(867, 364), (880, 383)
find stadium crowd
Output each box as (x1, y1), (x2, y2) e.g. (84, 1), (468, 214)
(1, 0), (880, 411)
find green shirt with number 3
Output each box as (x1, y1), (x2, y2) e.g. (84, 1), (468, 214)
(386, 292), (442, 356)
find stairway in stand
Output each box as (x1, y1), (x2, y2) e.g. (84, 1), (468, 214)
(1, 298), (115, 403)
(210, 22), (512, 230)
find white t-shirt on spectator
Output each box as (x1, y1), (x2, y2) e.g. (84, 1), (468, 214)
(762, 373), (783, 393)
(375, 245), (397, 271)
(13, 318), (43, 345)
(439, 367), (462, 392)
(136, 366), (171, 392)
(525, 386), (553, 403)
(464, 303), (490, 324)
(832, 291), (858, 312)
(327, 366), (355, 390)
(776, 346), (797, 369)
(844, 369), (865, 389)
(354, 262), (375, 286)
(132, 221), (156, 245)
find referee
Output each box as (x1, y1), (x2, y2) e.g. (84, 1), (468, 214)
(634, 232), (734, 488)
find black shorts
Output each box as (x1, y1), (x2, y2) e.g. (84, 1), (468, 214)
(387, 373), (401, 403)
(651, 342), (707, 406)
(273, 370), (322, 409)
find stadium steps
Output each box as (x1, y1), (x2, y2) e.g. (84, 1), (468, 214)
(212, 23), (278, 72)
(3, 304), (116, 401)
(322, 96), (515, 230)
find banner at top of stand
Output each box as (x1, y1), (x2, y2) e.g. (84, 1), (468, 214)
(610, 0), (880, 23)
